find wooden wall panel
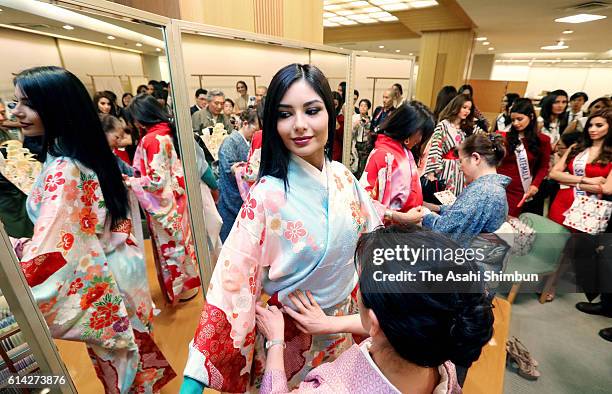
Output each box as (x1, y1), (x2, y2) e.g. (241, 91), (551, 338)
(284, 0), (323, 43)
(254, 0), (283, 37)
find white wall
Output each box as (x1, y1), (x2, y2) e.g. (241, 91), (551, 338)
(491, 64), (612, 104)
(181, 33), (310, 102)
(353, 55), (414, 109)
(0, 27), (145, 99)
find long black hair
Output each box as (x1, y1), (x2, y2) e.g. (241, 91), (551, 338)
(507, 98), (540, 154)
(501, 93), (520, 127)
(14, 66), (128, 225)
(259, 64), (335, 190)
(357, 225), (494, 368)
(127, 94), (181, 159)
(540, 92), (568, 132)
(568, 108), (612, 166)
(377, 100), (434, 156)
(433, 85), (457, 122)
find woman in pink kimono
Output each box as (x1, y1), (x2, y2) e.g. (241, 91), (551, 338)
(255, 225), (494, 393)
(361, 101), (434, 217)
(181, 64), (420, 393)
(126, 94), (201, 304)
(10, 66), (174, 392)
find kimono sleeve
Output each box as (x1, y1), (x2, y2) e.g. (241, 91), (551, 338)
(423, 123), (445, 175)
(18, 160), (136, 352)
(129, 135), (178, 226)
(184, 187), (267, 393)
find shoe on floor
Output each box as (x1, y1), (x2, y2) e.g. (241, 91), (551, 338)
(575, 302), (612, 318)
(599, 327), (612, 342)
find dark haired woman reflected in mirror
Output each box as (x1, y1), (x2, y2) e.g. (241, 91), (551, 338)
(10, 66), (175, 392)
(125, 94), (201, 305)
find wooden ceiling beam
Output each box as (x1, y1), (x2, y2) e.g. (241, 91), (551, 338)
(395, 0), (476, 33)
(323, 22), (419, 44)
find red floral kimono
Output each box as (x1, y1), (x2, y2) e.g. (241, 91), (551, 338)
(130, 122), (201, 304)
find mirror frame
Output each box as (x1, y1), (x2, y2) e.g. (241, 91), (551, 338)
(169, 18), (355, 293)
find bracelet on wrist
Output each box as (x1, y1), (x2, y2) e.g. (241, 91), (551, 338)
(265, 339), (286, 350)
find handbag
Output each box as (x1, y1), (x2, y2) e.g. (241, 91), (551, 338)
(563, 195), (612, 234)
(507, 217), (536, 256)
(420, 176), (446, 204)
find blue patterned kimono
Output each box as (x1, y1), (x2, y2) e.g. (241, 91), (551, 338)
(422, 173), (511, 245)
(183, 154), (382, 393)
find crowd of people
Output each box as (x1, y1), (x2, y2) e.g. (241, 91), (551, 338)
(0, 62), (611, 393)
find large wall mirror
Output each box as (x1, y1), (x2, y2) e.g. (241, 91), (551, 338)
(0, 1), (207, 392)
(171, 20), (353, 288)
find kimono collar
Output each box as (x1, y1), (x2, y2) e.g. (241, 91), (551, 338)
(375, 134), (409, 156)
(289, 153), (327, 187)
(146, 122), (171, 136)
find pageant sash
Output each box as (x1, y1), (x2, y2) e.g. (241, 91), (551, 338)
(573, 148), (589, 197)
(515, 143), (532, 194)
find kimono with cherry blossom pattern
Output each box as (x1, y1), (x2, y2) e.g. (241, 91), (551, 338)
(130, 122), (201, 304)
(13, 155), (175, 393)
(183, 155), (382, 392)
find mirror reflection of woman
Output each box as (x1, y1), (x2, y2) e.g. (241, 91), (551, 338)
(126, 94), (201, 304)
(10, 66), (175, 392)
(182, 64), (418, 393)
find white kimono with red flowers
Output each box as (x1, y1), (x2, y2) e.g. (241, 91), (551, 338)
(12, 155), (175, 393)
(130, 122), (201, 304)
(183, 155), (382, 393)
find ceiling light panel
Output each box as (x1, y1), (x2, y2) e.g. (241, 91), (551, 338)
(370, 0), (398, 4)
(340, 19), (359, 25)
(410, 0), (438, 8)
(359, 18), (378, 23)
(379, 16), (399, 21)
(381, 3), (412, 11)
(329, 16), (349, 22)
(323, 21), (340, 27)
(370, 11), (393, 18)
(363, 7), (383, 12)
(350, 1), (370, 6)
(323, 4), (343, 11)
(323, 12), (337, 17)
(554, 14), (606, 23)
(349, 14), (374, 20)
(336, 10), (353, 15)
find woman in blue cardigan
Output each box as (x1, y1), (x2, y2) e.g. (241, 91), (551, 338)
(417, 133), (510, 245)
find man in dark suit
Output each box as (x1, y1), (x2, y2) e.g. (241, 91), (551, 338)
(190, 88), (208, 115)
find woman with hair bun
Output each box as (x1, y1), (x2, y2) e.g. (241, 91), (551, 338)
(255, 225), (494, 393)
(418, 133), (510, 245)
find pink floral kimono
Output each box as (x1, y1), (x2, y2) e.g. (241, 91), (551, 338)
(183, 155), (382, 392)
(360, 134), (423, 213)
(12, 155), (175, 393)
(261, 339), (461, 393)
(130, 122), (201, 304)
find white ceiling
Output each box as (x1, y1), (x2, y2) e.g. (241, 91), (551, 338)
(0, 4), (165, 55)
(458, 0), (612, 57)
(329, 0), (612, 60)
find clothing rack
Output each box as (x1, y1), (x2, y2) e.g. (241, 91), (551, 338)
(191, 74), (262, 91)
(365, 76), (411, 108)
(87, 74), (149, 95)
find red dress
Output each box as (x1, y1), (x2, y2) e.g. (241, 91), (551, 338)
(497, 133), (551, 217)
(548, 159), (612, 226)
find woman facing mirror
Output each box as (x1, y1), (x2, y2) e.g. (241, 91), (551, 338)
(10, 66), (175, 392)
